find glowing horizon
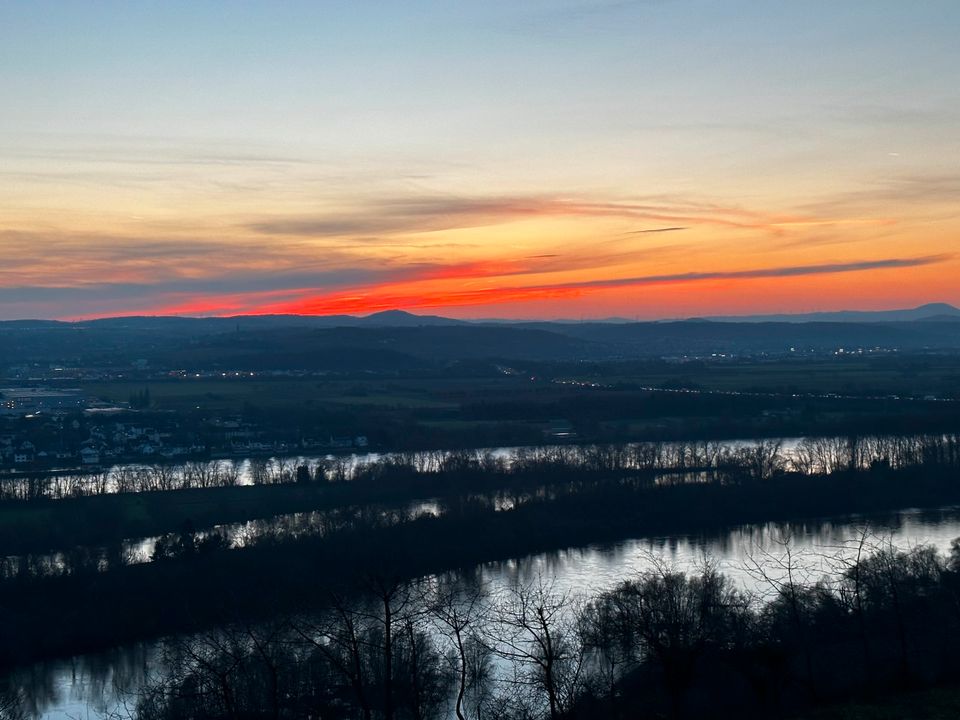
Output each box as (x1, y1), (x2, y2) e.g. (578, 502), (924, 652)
(2, 2), (959, 321)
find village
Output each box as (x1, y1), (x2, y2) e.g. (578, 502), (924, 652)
(0, 385), (369, 472)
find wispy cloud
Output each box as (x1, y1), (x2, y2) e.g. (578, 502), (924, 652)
(624, 226), (688, 234)
(801, 174), (960, 215)
(557, 255), (952, 289)
(0, 180), (939, 319)
(0, 133), (311, 168)
(0, 228), (407, 287)
(245, 193), (868, 238)
(263, 254), (952, 316)
(0, 227), (447, 316)
(0, 267), (423, 304)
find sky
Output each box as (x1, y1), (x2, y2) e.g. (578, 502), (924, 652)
(1, 0), (959, 321)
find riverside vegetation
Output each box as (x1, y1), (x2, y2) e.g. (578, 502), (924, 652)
(15, 538), (960, 720)
(2, 434), (960, 687)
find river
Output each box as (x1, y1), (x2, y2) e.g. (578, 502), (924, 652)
(16, 502), (960, 720)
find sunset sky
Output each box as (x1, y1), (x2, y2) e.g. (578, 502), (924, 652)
(2, 1), (958, 320)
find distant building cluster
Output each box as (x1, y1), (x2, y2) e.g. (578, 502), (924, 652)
(0, 382), (371, 472)
(0, 387), (87, 416)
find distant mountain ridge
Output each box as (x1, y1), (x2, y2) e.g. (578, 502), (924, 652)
(703, 302), (960, 324)
(2, 303), (958, 328)
(360, 309), (466, 326)
(4, 304), (960, 369)
(0, 309), (465, 332)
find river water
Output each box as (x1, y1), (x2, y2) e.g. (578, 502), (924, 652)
(17, 502), (960, 720)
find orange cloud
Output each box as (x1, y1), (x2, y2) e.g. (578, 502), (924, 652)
(252, 254), (951, 317)
(4, 182), (954, 321)
(245, 195), (896, 239)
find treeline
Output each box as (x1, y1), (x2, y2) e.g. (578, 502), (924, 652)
(4, 432), (960, 503)
(5, 434), (960, 580)
(63, 539), (960, 720)
(5, 458), (960, 671)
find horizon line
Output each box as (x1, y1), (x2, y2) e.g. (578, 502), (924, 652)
(2, 300), (957, 325)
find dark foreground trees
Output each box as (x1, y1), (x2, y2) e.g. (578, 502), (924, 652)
(111, 538), (960, 720)
(583, 562), (752, 719)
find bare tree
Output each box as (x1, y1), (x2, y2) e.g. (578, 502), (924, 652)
(604, 559), (750, 719)
(579, 591), (633, 698)
(489, 578), (586, 720)
(745, 535), (821, 700)
(849, 538), (944, 683)
(424, 578), (491, 720)
(295, 593), (376, 720)
(242, 457), (263, 485)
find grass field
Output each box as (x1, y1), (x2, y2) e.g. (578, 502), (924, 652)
(82, 377), (463, 412)
(80, 357), (960, 428)
(573, 358), (960, 398)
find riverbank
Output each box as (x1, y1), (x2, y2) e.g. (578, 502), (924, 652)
(3, 462), (960, 670)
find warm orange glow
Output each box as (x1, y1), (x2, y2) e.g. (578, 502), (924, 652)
(6, 177), (960, 321)
(3, 3), (958, 321)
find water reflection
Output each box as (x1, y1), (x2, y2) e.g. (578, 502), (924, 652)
(474, 505), (960, 601)
(11, 644), (153, 720)
(1, 437), (808, 501)
(2, 498), (444, 579)
(21, 503), (960, 720)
